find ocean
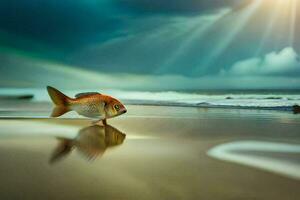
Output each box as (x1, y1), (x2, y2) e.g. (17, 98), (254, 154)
(0, 88), (300, 112)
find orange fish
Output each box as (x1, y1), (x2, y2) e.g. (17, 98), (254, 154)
(47, 86), (127, 124)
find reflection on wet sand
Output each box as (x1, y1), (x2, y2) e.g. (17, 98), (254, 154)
(50, 124), (126, 163)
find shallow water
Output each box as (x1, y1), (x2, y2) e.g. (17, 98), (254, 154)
(0, 105), (299, 200)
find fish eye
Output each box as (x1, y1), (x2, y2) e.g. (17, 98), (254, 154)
(114, 105), (120, 111)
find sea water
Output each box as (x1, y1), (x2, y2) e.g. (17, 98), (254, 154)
(0, 88), (300, 111)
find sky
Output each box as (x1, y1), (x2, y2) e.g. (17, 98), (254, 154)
(0, 0), (300, 90)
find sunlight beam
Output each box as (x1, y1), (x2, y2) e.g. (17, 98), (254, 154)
(195, 0), (262, 73)
(255, 0), (282, 56)
(288, 0), (298, 47)
(156, 9), (230, 74)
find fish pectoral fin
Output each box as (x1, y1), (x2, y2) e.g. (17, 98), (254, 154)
(75, 92), (100, 98)
(51, 106), (70, 117)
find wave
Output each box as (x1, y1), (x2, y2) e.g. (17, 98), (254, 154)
(122, 99), (295, 112)
(225, 96), (300, 100)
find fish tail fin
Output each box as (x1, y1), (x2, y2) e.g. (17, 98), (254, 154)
(47, 86), (72, 117)
(51, 106), (70, 118)
(47, 86), (71, 106)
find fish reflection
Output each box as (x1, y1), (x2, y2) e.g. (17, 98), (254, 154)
(50, 124), (126, 163)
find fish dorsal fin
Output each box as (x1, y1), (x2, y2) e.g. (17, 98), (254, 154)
(75, 92), (100, 98)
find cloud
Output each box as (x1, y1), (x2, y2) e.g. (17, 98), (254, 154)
(0, 0), (122, 49)
(1, 51), (300, 90)
(0, 0), (249, 50)
(228, 47), (300, 76)
(1, 0), (298, 79)
(1, 0), (300, 87)
(0, 0), (249, 51)
(71, 9), (231, 75)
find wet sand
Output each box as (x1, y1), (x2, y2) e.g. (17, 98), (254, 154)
(0, 105), (299, 200)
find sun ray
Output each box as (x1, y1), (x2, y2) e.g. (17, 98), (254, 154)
(194, 0), (262, 73)
(274, 0), (295, 50)
(288, 0), (298, 47)
(254, 0), (282, 56)
(156, 9), (230, 74)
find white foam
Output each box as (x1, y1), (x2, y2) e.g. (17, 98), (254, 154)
(207, 141), (300, 180)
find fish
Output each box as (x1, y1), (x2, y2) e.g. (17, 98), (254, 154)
(47, 86), (127, 124)
(49, 124), (126, 163)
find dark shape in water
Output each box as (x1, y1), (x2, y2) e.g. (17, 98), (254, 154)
(0, 94), (34, 100)
(50, 124), (126, 164)
(293, 105), (300, 114)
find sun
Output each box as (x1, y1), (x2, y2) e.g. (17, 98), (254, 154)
(245, 0), (299, 54)
(267, 0), (298, 12)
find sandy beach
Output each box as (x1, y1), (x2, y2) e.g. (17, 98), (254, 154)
(0, 104), (299, 200)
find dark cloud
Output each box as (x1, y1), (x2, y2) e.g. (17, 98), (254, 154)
(0, 0), (299, 83)
(0, 0), (123, 50)
(0, 0), (251, 53)
(115, 0), (252, 15)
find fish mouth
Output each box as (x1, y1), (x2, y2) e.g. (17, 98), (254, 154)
(116, 109), (127, 116)
(120, 110), (127, 115)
